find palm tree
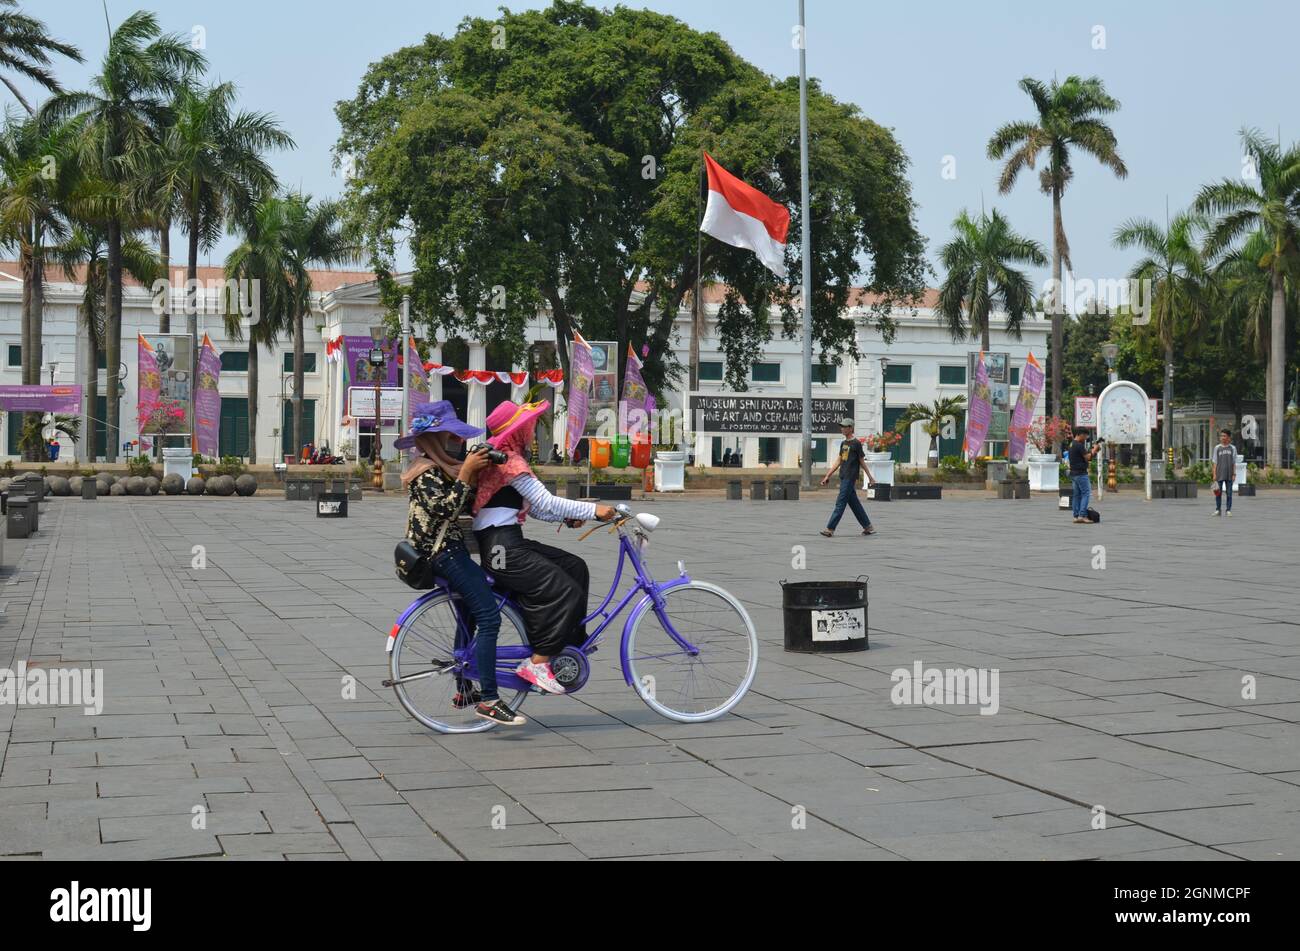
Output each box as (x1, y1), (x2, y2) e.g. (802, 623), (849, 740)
(0, 112), (77, 459)
(988, 75), (1128, 436)
(894, 396), (967, 468)
(280, 195), (353, 454)
(41, 11), (204, 462)
(134, 81), (291, 359)
(224, 195), (296, 463)
(1113, 211), (1214, 457)
(0, 0), (81, 114)
(1196, 129), (1300, 467)
(51, 222), (158, 460)
(936, 209), (1047, 352)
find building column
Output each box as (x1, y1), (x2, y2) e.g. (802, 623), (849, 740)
(467, 342), (486, 433)
(741, 437), (759, 468)
(428, 345), (442, 401)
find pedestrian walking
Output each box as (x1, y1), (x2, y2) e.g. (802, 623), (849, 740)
(819, 418), (876, 537)
(1068, 430), (1101, 523)
(1211, 429), (1236, 517)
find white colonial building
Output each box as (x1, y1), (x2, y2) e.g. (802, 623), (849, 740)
(0, 263), (1048, 468)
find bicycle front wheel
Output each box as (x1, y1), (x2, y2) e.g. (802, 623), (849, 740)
(626, 580), (759, 722)
(390, 592), (530, 734)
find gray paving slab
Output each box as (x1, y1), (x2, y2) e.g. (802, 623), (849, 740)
(2, 492), (1297, 859)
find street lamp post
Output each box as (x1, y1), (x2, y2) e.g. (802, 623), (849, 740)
(879, 357), (889, 443)
(1100, 342), (1119, 491)
(369, 346), (385, 490)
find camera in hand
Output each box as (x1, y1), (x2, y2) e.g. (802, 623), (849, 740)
(470, 445), (508, 464)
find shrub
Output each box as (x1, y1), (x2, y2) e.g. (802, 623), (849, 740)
(127, 455), (155, 477)
(1184, 461), (1212, 483)
(1, 460), (13, 477)
(1266, 466), (1289, 485)
(352, 461), (371, 481)
(938, 455), (967, 481)
(214, 455), (247, 476)
(897, 469), (922, 483)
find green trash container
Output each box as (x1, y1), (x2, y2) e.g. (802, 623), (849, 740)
(610, 436), (630, 469)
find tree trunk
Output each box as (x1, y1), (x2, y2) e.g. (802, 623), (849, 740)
(1267, 273), (1285, 467)
(158, 224), (171, 333)
(84, 332), (99, 462)
(105, 218), (123, 463)
(247, 335), (258, 464)
(1163, 342), (1173, 458)
(980, 318), (991, 355)
(28, 250), (46, 461)
(19, 245), (36, 460)
(187, 217), (201, 440)
(688, 282), (702, 391)
(1050, 188), (1064, 458)
(293, 310), (304, 455)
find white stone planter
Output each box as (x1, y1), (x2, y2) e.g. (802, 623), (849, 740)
(864, 451), (894, 488)
(161, 447), (193, 482)
(1026, 453), (1058, 491)
(1235, 456), (1247, 489)
(654, 451), (685, 492)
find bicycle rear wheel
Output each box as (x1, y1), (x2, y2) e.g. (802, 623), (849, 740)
(390, 592), (530, 733)
(626, 580), (758, 722)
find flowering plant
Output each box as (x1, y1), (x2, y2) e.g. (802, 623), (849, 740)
(139, 396), (187, 435)
(1018, 416), (1072, 452)
(863, 431), (902, 452)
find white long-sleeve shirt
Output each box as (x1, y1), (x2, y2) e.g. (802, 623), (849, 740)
(471, 474), (598, 529)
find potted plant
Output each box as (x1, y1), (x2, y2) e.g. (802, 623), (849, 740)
(861, 431), (901, 488)
(1016, 416), (1071, 490)
(894, 397), (966, 468)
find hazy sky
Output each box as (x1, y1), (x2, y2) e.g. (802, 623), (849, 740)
(14, 0), (1298, 292)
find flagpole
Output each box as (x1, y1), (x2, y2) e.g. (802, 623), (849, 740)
(400, 295), (410, 459)
(798, 0), (814, 490)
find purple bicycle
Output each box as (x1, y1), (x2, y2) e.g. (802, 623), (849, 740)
(384, 504), (759, 733)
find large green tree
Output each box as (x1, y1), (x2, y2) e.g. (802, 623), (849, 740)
(988, 75), (1127, 439)
(0, 0), (81, 114)
(42, 11), (204, 461)
(335, 1), (927, 395)
(935, 208), (1046, 352)
(1113, 210), (1213, 455)
(1197, 129), (1300, 466)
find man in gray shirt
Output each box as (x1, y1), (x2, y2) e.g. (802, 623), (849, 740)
(1211, 429), (1236, 517)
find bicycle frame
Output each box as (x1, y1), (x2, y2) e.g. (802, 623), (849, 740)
(389, 519), (698, 693)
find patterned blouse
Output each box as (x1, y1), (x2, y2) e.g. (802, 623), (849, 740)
(406, 467), (472, 558)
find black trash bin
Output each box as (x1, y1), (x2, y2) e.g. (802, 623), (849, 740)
(316, 492), (348, 518)
(781, 578), (868, 653)
(82, 478), (97, 500)
(866, 482), (891, 501)
(784, 480), (800, 501)
(750, 480), (766, 501)
(7, 496), (31, 539)
(725, 480), (742, 500)
(769, 481), (786, 501)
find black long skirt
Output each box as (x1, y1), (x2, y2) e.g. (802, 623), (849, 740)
(474, 524), (591, 656)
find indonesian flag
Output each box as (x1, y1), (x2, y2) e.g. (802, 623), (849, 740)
(699, 151), (790, 278)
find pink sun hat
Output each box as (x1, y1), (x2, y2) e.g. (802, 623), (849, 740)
(485, 399), (550, 448)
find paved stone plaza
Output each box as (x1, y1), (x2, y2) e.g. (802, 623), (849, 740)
(2, 489), (1298, 860)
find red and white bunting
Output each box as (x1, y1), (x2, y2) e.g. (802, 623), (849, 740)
(534, 369), (565, 388)
(423, 362), (456, 376)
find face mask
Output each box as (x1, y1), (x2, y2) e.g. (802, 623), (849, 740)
(446, 437), (467, 461)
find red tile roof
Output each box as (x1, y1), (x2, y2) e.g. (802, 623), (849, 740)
(3, 261), (377, 292)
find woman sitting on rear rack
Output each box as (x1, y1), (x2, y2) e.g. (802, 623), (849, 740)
(470, 400), (616, 695)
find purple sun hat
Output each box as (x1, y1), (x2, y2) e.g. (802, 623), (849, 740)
(394, 400), (484, 449)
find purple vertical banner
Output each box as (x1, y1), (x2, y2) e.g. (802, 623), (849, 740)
(963, 353), (993, 461)
(1007, 352), (1045, 461)
(407, 335), (429, 425)
(194, 334), (221, 457)
(566, 331), (594, 457)
(618, 344), (650, 436)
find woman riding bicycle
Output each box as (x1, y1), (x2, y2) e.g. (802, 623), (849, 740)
(399, 401), (525, 726)
(471, 399), (616, 695)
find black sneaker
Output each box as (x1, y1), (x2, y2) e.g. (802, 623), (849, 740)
(452, 686), (482, 709)
(475, 699), (526, 726)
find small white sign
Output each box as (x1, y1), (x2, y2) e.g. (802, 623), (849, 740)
(811, 608), (866, 642)
(349, 386), (403, 420)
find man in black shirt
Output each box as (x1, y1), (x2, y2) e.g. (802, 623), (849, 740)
(1068, 430), (1101, 523)
(820, 418), (877, 537)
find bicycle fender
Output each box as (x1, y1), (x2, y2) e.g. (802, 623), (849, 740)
(619, 575), (693, 686)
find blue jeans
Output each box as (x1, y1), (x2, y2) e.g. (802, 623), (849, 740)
(1070, 474), (1091, 518)
(827, 478), (871, 531)
(433, 543), (502, 701)
(1216, 479), (1233, 512)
